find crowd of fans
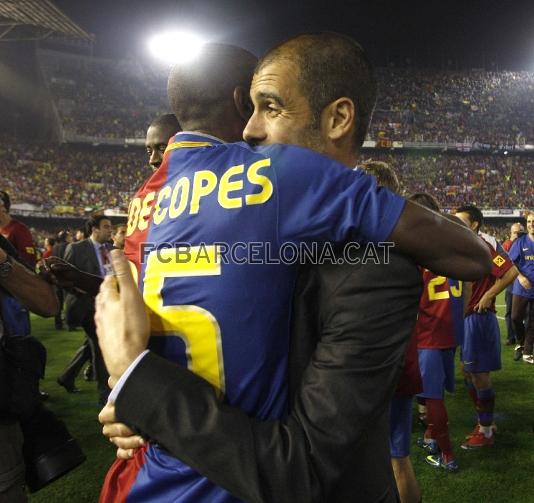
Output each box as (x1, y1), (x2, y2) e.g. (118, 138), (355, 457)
(2, 134), (532, 216)
(371, 69), (534, 145)
(38, 50), (534, 146)
(0, 139), (150, 215)
(39, 50), (168, 139)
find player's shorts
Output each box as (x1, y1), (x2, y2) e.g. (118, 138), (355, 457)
(416, 348), (455, 399)
(462, 312), (501, 373)
(389, 395), (413, 458)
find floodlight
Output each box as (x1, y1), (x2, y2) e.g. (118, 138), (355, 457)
(148, 31), (205, 64)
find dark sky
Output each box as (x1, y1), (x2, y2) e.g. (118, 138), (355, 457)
(53, 0), (534, 70)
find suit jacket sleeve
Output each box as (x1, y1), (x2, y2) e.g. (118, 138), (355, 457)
(115, 252), (422, 503)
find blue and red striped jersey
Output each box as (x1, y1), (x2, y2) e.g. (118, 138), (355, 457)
(100, 132), (405, 503)
(416, 269), (464, 349)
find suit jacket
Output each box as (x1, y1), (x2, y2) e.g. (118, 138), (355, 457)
(64, 239), (105, 327)
(115, 250), (422, 502)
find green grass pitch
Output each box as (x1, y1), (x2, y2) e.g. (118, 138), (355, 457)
(28, 292), (534, 502)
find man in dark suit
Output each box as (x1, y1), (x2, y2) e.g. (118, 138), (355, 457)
(96, 36), (490, 502)
(57, 215), (112, 404)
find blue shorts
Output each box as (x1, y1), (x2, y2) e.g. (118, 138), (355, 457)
(417, 348), (455, 399)
(462, 312), (501, 373)
(389, 395), (413, 458)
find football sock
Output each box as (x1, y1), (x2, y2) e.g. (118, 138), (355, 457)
(425, 398), (452, 457)
(464, 379), (478, 407)
(476, 387), (495, 432)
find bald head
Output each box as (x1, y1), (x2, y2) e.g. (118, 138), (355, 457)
(257, 33), (377, 150)
(168, 43), (257, 140)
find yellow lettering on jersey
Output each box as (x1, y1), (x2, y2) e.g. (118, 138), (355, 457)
(138, 191), (156, 232)
(153, 186), (171, 225)
(126, 197), (141, 236)
(427, 275), (449, 301)
(218, 164), (244, 209)
(450, 281), (463, 298)
(169, 177), (190, 219)
(143, 246), (225, 394)
(246, 158), (273, 205)
(25, 247), (35, 255)
(493, 255), (505, 267)
(190, 170), (218, 215)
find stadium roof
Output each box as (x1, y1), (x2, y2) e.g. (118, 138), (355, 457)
(0, 0), (93, 42)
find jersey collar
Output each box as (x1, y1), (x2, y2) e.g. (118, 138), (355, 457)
(165, 131), (225, 154)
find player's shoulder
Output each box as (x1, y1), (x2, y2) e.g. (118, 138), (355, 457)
(244, 142), (347, 169)
(478, 231), (498, 251)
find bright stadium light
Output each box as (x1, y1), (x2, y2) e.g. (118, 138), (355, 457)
(148, 31), (205, 64)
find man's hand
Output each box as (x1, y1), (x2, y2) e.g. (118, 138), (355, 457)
(41, 257), (103, 295)
(95, 250), (150, 386)
(518, 273), (532, 290)
(99, 402), (145, 460)
(474, 292), (493, 312)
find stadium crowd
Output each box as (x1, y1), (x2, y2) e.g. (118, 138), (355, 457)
(38, 50), (534, 146)
(0, 139), (150, 215)
(371, 69), (534, 144)
(1, 134), (531, 215)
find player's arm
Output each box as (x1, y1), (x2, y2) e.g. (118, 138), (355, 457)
(507, 239), (534, 287)
(275, 147), (491, 281)
(389, 201), (491, 281)
(475, 265), (518, 312)
(0, 240), (58, 317)
(97, 251), (420, 502)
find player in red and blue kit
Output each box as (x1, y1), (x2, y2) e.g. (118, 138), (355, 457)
(416, 268), (464, 471)
(455, 205), (517, 449)
(100, 126), (406, 501)
(508, 211), (534, 363)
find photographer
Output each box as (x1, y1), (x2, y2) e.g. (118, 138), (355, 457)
(0, 234), (84, 501)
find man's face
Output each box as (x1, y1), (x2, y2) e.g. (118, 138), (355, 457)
(526, 217), (534, 237)
(112, 225), (127, 249)
(145, 125), (173, 171)
(243, 60), (324, 152)
(94, 219), (113, 243)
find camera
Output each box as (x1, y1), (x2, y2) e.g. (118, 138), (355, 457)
(1, 333), (86, 493)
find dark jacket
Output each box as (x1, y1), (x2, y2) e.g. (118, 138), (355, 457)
(115, 251), (422, 502)
(63, 239), (104, 327)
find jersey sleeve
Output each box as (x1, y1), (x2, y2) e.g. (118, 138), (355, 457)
(13, 224), (36, 268)
(490, 241), (514, 279)
(507, 238), (520, 264)
(269, 145), (405, 245)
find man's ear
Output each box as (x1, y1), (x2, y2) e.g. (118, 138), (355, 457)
(233, 86), (253, 121)
(322, 97), (356, 141)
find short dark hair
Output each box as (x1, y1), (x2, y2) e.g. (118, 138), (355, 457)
(409, 192), (440, 212)
(257, 32), (377, 149)
(0, 190), (11, 211)
(56, 230), (69, 242)
(149, 113), (181, 134)
(456, 204), (483, 230)
(87, 215), (110, 234)
(168, 43), (257, 130)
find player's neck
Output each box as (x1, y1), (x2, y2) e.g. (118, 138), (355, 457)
(0, 214), (11, 227)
